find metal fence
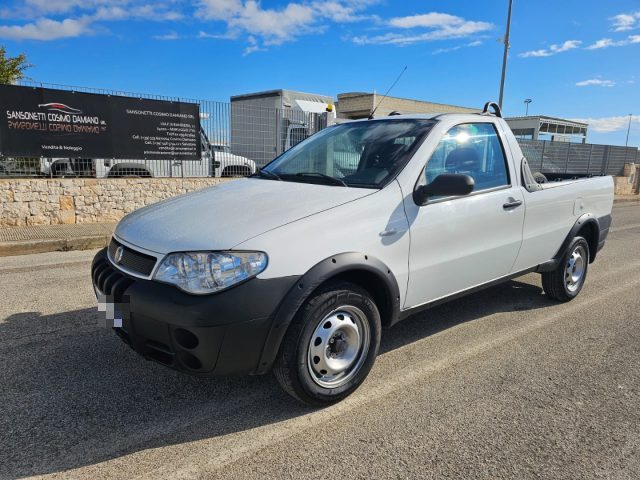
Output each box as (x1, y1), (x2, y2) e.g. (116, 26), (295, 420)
(1, 81), (638, 179)
(0, 81), (328, 179)
(517, 139), (639, 176)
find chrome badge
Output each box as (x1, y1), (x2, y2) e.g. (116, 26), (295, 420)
(114, 246), (125, 264)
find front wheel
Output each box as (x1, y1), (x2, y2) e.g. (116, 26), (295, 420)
(542, 236), (589, 302)
(274, 282), (381, 406)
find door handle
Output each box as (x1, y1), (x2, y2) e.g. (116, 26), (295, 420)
(503, 199), (523, 210)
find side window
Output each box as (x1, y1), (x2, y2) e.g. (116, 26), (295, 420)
(423, 123), (510, 192)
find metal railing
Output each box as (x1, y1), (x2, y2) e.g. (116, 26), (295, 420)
(1, 81), (638, 179)
(0, 81), (329, 179)
(518, 139), (639, 176)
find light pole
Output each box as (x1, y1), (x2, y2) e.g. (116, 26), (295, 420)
(524, 98), (532, 116)
(498, 0), (514, 110)
(625, 113), (632, 147)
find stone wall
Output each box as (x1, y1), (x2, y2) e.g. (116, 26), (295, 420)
(0, 178), (232, 227)
(614, 164), (640, 196)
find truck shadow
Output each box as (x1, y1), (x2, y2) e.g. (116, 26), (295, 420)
(0, 277), (552, 478)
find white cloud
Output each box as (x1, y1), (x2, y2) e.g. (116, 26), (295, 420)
(571, 115), (639, 133)
(22, 0), (121, 15)
(0, 1), (183, 41)
(242, 35), (265, 55)
(351, 12), (492, 46)
(312, 0), (377, 23)
(0, 16), (91, 40)
(586, 34), (640, 49)
(389, 12), (463, 29)
(519, 40), (581, 57)
(197, 30), (236, 39)
(433, 39), (482, 55)
(196, 0), (375, 50)
(229, 2), (317, 46)
(611, 11), (640, 32)
(576, 79), (615, 87)
(153, 30), (180, 40)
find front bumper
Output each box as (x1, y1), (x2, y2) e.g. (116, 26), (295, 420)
(91, 248), (299, 376)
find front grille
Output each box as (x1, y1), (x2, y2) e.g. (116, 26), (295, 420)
(92, 257), (134, 300)
(108, 238), (157, 276)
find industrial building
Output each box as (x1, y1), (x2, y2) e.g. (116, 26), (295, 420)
(505, 116), (588, 143)
(336, 92), (479, 119)
(230, 89), (334, 166)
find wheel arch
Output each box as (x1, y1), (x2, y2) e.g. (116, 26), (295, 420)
(576, 220), (599, 263)
(108, 163), (153, 177)
(539, 214), (600, 273)
(254, 252), (400, 374)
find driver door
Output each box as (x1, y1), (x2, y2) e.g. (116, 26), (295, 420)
(403, 122), (525, 309)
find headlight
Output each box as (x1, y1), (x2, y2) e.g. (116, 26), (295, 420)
(153, 251), (268, 295)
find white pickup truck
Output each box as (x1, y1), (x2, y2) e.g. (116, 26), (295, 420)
(92, 102), (613, 405)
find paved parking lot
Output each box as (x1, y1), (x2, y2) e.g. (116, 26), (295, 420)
(0, 204), (638, 480)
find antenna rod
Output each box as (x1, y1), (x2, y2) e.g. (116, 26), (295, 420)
(498, 0), (513, 110)
(369, 66), (407, 119)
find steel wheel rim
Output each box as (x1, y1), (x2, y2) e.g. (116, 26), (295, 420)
(307, 305), (370, 389)
(565, 245), (587, 292)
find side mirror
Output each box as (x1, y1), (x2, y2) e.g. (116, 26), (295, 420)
(414, 173), (475, 205)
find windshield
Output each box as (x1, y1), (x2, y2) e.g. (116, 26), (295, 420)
(263, 119), (434, 188)
(211, 145), (231, 153)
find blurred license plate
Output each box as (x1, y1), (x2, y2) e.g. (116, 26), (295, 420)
(95, 286), (122, 328)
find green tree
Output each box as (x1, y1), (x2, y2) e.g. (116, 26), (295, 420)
(0, 46), (32, 84)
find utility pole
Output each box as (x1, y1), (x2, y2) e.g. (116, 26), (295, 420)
(498, 0), (514, 110)
(524, 98), (532, 116)
(625, 113), (632, 147)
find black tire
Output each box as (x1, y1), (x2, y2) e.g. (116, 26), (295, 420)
(533, 172), (548, 184)
(542, 236), (589, 302)
(108, 168), (152, 178)
(222, 165), (252, 177)
(274, 281), (381, 406)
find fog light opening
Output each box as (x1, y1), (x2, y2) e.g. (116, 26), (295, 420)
(174, 328), (199, 349)
(178, 351), (202, 370)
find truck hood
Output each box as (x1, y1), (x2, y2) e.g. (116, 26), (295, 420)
(114, 178), (374, 254)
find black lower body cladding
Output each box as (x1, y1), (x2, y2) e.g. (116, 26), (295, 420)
(91, 248), (299, 376)
(597, 213), (612, 252)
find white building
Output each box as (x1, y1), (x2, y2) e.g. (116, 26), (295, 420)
(505, 116), (588, 143)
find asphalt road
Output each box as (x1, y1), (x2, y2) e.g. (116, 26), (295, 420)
(0, 204), (638, 480)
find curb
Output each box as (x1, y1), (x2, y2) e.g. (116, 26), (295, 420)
(0, 234), (111, 257)
(613, 199), (640, 206)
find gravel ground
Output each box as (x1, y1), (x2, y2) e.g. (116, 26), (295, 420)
(0, 205), (638, 480)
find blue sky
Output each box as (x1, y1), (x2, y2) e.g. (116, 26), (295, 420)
(1, 0), (639, 146)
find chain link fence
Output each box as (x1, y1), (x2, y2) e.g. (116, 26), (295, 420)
(0, 81), (328, 179)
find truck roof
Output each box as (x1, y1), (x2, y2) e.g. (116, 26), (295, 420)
(349, 111), (501, 122)
(357, 101), (503, 123)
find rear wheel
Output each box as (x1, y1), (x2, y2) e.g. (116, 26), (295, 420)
(274, 282), (381, 406)
(542, 236), (589, 302)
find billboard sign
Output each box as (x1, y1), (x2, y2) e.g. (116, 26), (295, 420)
(0, 84), (201, 160)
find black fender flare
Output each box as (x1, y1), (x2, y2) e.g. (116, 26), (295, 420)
(254, 252), (400, 374)
(537, 213), (601, 272)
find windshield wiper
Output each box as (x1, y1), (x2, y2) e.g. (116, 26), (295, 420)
(293, 172), (348, 187)
(251, 169), (281, 181)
